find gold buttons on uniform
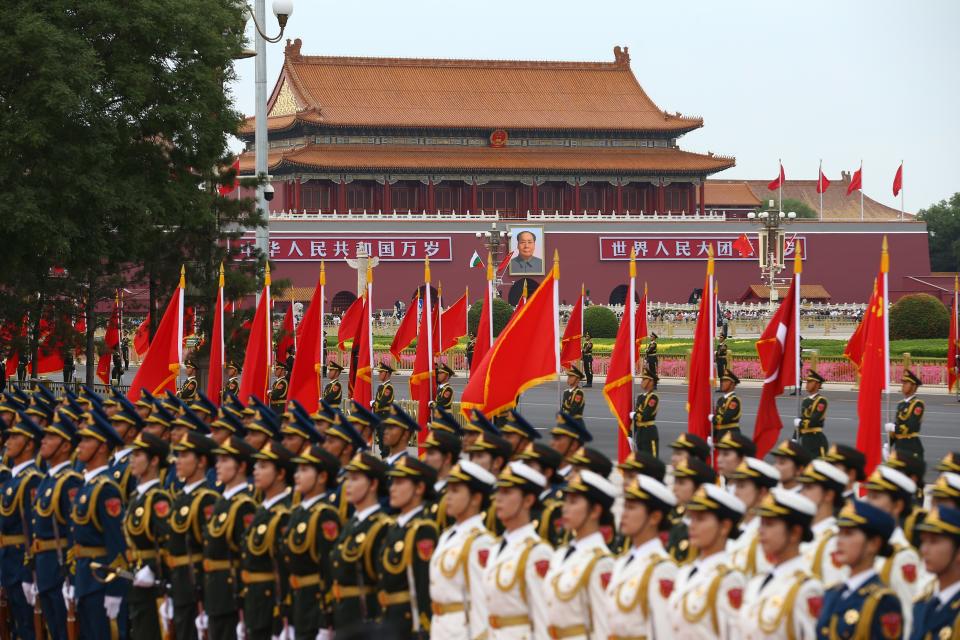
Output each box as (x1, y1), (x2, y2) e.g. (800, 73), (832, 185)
(257, 524), (267, 535)
(844, 609), (859, 625)
(940, 627), (952, 640)
(356, 533), (366, 544)
(218, 513), (227, 523)
(394, 541), (404, 553)
(296, 522), (307, 534)
(179, 506), (190, 517)
(45, 489), (52, 497)
(134, 507), (144, 517)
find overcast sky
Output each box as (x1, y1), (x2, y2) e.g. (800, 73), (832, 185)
(228, 0), (959, 213)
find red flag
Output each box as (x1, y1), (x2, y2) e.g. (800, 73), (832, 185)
(133, 314), (151, 356)
(844, 280), (878, 368)
(238, 267), (272, 404)
(559, 288), (584, 368)
(472, 258), (495, 374)
(97, 295), (121, 384)
(288, 264), (326, 413)
(687, 254), (715, 440)
(603, 256), (637, 462)
(32, 316), (66, 375)
(353, 296), (373, 408)
(207, 265), (226, 406)
(439, 291), (468, 353)
(390, 292), (419, 360)
(496, 250), (514, 275)
(733, 233), (754, 258)
(218, 157), (240, 195)
(513, 280), (529, 315)
(276, 302), (295, 362)
(182, 306), (196, 338)
(846, 166), (863, 195)
(635, 285), (649, 360)
(817, 170), (831, 194)
(949, 277), (958, 393)
(411, 265), (440, 439)
(893, 163), (903, 197)
(767, 163), (785, 191)
(127, 271), (184, 401)
(461, 267), (558, 417)
(338, 296), (365, 351)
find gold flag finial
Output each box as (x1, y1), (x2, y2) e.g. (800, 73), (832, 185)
(179, 265), (186, 288)
(320, 261), (326, 287)
(880, 236), (889, 274)
(264, 261), (271, 287)
(581, 283), (585, 297)
(366, 262), (373, 284)
(644, 281), (648, 297)
(553, 248), (559, 279)
(486, 252), (493, 282)
(794, 240), (803, 274)
(954, 275), (958, 293)
(629, 248), (636, 278)
(707, 245), (715, 276)
(425, 256), (431, 283)
(521, 280), (528, 298)
(218, 262), (225, 288)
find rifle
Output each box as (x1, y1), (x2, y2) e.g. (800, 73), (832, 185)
(22, 484), (45, 640)
(50, 489), (79, 640)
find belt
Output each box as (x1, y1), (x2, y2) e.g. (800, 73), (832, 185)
(203, 559), (237, 572)
(240, 570), (275, 584)
(331, 583), (373, 601)
(894, 432), (919, 440)
(31, 538), (66, 553)
(289, 574), (322, 589)
(489, 615), (531, 629)
(74, 545), (107, 558)
(609, 635), (647, 640)
(165, 554), (202, 569)
(799, 427), (823, 435)
(634, 421), (655, 428)
(432, 601), (465, 616)
(0, 535), (25, 548)
(126, 549), (158, 562)
(548, 625), (588, 639)
(377, 590), (410, 607)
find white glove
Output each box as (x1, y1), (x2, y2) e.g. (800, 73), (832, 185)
(628, 411), (636, 420)
(706, 436), (714, 448)
(22, 582), (36, 607)
(274, 627), (295, 640)
(884, 422), (896, 433)
(793, 418), (801, 428)
(159, 597), (174, 623)
(104, 595), (122, 620)
(882, 442), (891, 460)
(707, 414), (714, 422)
(316, 630), (333, 640)
(133, 564), (156, 588)
(61, 583), (75, 609)
(237, 621), (247, 640)
(195, 612), (209, 635)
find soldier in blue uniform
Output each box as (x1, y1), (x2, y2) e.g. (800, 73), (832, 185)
(499, 409), (541, 459)
(815, 499), (903, 640)
(381, 403), (421, 467)
(68, 410), (129, 640)
(911, 505), (960, 640)
(33, 411), (83, 640)
(108, 396), (144, 501)
(278, 401), (322, 457)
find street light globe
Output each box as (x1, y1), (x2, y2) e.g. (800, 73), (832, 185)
(747, 212), (756, 219)
(787, 211), (796, 219)
(272, 0), (294, 17)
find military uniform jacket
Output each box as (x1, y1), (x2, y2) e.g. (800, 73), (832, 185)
(122, 479), (172, 581)
(241, 489), (293, 634)
(70, 466), (127, 598)
(1, 460), (43, 587)
(108, 446), (135, 502)
(893, 396), (925, 439)
(645, 341), (658, 362)
(31, 461), (83, 594)
(582, 340), (593, 362)
(561, 387), (585, 418)
(815, 571), (902, 640)
(373, 381), (394, 418)
(543, 531), (613, 640)
(226, 376), (240, 397)
(604, 537), (677, 640)
(534, 487), (565, 548)
(323, 379), (343, 408)
(282, 493), (343, 633)
(178, 375), (199, 402)
(667, 506), (696, 565)
(739, 555), (824, 640)
(482, 522), (553, 640)
(799, 394), (829, 432)
(632, 391), (659, 429)
(203, 483), (258, 617)
(713, 392), (742, 431)
(269, 376), (288, 411)
(428, 513), (495, 640)
(375, 506), (438, 636)
(167, 479), (219, 606)
(716, 342), (728, 363)
(802, 517), (848, 588)
(330, 504), (393, 629)
(909, 581), (960, 640)
(728, 517), (771, 579)
(875, 527), (925, 637)
(667, 551), (746, 640)
(433, 383), (454, 411)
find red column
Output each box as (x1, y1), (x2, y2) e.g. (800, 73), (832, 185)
(471, 180), (478, 213)
(531, 182), (539, 213)
(657, 183), (665, 213)
(295, 179), (303, 212)
(700, 181), (706, 215)
(616, 182), (623, 213)
(337, 178), (346, 212)
(383, 180), (391, 213)
(574, 181), (581, 214)
(427, 179), (436, 213)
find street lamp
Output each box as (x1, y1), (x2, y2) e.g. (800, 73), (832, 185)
(475, 223), (508, 295)
(747, 209), (796, 310)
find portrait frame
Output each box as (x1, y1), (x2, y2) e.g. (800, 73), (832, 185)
(507, 225), (546, 276)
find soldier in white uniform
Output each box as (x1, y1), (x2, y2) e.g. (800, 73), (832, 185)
(739, 488), (824, 639)
(605, 475), (678, 640)
(428, 461), (497, 640)
(930, 471), (960, 510)
(667, 483), (747, 640)
(727, 457), (781, 578)
(542, 470), (616, 640)
(483, 461), (553, 640)
(797, 459), (850, 587)
(862, 463), (926, 636)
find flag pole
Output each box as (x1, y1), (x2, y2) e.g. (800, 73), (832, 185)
(218, 263), (225, 396)
(553, 250), (562, 406)
(881, 237), (890, 455)
(264, 262), (273, 397)
(464, 285), (469, 378)
(290, 288), (297, 351)
(860, 160), (864, 222)
(425, 258), (434, 405)
(628, 250), (637, 452)
(177, 266), (185, 379)
(319, 261), (326, 395)
(778, 158), (783, 212)
(899, 160), (904, 222)
(794, 244), (803, 422)
(818, 159), (823, 222)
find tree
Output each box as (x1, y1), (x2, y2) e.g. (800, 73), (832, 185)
(918, 193), (960, 272)
(584, 306), (619, 338)
(890, 293), (949, 340)
(764, 198), (818, 219)
(468, 298), (514, 338)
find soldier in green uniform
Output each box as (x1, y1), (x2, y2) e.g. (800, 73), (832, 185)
(124, 432), (173, 640)
(203, 436), (259, 640)
(715, 334), (728, 383)
(425, 407), (462, 439)
(666, 457), (716, 565)
(167, 432), (219, 640)
(645, 332), (659, 382)
(561, 367), (585, 418)
(631, 370), (660, 457)
(794, 369), (829, 458)
(549, 411), (593, 483)
(323, 362), (344, 410)
(278, 402), (322, 459)
(712, 369), (742, 439)
(329, 453), (392, 633)
(178, 359), (200, 402)
(242, 442), (295, 640)
(269, 362), (290, 414)
(372, 362), (395, 420)
(581, 332), (594, 388)
(616, 451), (666, 488)
(381, 403), (421, 467)
(284, 444), (342, 640)
(431, 362), (455, 412)
(378, 456), (439, 638)
(460, 409), (499, 452)
(885, 369), (925, 459)
(668, 432), (710, 470)
(225, 361), (241, 398)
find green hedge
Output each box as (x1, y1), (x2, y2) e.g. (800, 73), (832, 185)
(467, 297), (515, 338)
(583, 305), (618, 338)
(890, 293), (949, 340)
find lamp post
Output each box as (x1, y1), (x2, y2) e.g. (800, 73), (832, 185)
(475, 223), (508, 296)
(746, 208), (796, 312)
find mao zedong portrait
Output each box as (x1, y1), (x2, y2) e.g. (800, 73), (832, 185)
(509, 229), (543, 274)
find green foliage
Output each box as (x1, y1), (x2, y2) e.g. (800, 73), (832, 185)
(468, 297), (514, 338)
(918, 193), (960, 272)
(583, 305), (618, 338)
(780, 198), (818, 219)
(890, 294), (950, 340)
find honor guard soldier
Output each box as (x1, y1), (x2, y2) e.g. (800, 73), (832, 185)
(202, 436), (259, 640)
(930, 473), (960, 511)
(167, 432), (219, 640)
(464, 432), (512, 479)
(499, 409), (541, 459)
(68, 410), (129, 639)
(124, 433), (173, 640)
(210, 408), (245, 447)
(667, 483), (747, 640)
(345, 400), (379, 450)
(461, 409), (500, 452)
(910, 506), (960, 640)
(432, 362), (455, 412)
(377, 456), (440, 637)
(244, 401), (281, 452)
(3, 413), (45, 639)
(427, 461), (497, 640)
(605, 475), (678, 640)
(323, 361), (344, 409)
(581, 332), (594, 388)
(542, 470), (616, 640)
(108, 396), (145, 500)
(716, 432), (757, 490)
(631, 370), (661, 457)
(241, 442), (295, 640)
(33, 412), (83, 640)
(798, 460), (850, 587)
(422, 431), (461, 530)
(823, 444), (867, 504)
(178, 359), (200, 402)
(712, 369), (743, 439)
(728, 457), (781, 578)
(550, 411), (592, 482)
(483, 462), (554, 639)
(425, 407), (462, 439)
(329, 453), (392, 634)
(279, 401), (322, 459)
(938, 452), (960, 475)
(886, 451), (928, 545)
(669, 432), (711, 468)
(381, 403), (421, 467)
(770, 440), (812, 492)
(795, 370), (830, 458)
(645, 332), (659, 382)
(225, 361), (241, 397)
(814, 500), (903, 640)
(373, 362), (396, 420)
(617, 451), (667, 488)
(515, 442), (566, 547)
(886, 369), (925, 460)
(667, 458), (717, 566)
(561, 367), (586, 418)
(269, 361), (290, 414)
(739, 489), (824, 640)
(284, 445), (342, 640)
(715, 335), (729, 381)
